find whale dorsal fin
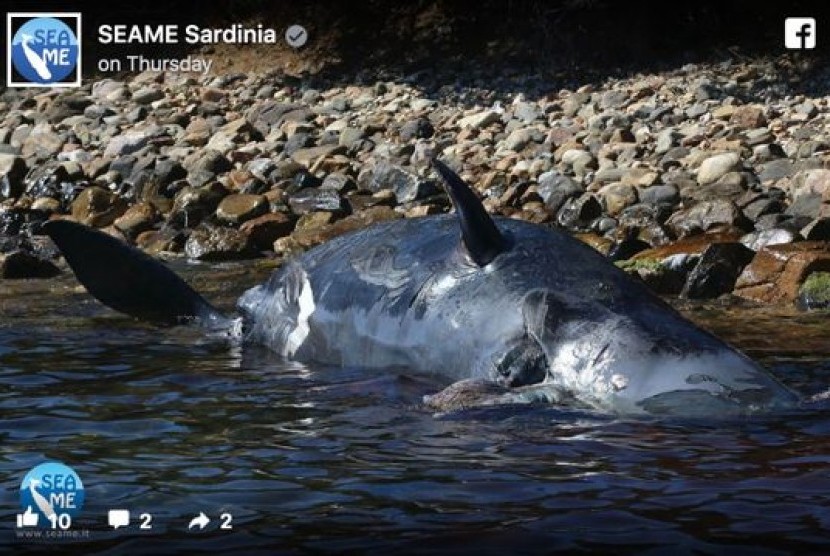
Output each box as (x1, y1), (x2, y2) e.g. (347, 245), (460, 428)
(42, 220), (225, 326)
(432, 158), (507, 266)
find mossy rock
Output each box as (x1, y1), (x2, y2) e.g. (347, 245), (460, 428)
(797, 271), (830, 310)
(615, 258), (665, 272)
(616, 258), (684, 295)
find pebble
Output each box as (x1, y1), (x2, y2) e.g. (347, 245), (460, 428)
(185, 226), (254, 260)
(458, 111), (501, 130)
(0, 56), (826, 306)
(216, 194), (269, 224)
(697, 152), (741, 185)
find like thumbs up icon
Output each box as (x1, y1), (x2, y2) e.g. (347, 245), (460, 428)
(16, 506), (39, 528)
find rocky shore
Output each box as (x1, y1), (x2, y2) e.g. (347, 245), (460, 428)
(1, 55), (830, 309)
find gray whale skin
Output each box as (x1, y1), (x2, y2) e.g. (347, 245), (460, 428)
(43, 160), (800, 417)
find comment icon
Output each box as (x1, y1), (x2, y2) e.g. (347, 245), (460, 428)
(108, 509), (130, 529)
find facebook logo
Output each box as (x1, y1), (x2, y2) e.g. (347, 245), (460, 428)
(785, 18), (816, 49)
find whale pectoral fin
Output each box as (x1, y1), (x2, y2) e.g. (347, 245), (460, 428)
(521, 289), (566, 360)
(431, 158), (508, 267)
(42, 220), (223, 326)
(492, 337), (547, 387)
(423, 379), (576, 413)
(423, 379), (514, 412)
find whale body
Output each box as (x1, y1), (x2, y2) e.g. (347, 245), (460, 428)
(43, 160), (800, 416)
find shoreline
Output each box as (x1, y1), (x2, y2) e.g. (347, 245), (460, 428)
(1, 53), (830, 309)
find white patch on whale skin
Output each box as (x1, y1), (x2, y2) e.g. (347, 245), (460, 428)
(284, 269), (315, 357)
(611, 374), (628, 392)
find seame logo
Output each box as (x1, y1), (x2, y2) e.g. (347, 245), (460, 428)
(7, 13), (82, 87)
(18, 461), (85, 530)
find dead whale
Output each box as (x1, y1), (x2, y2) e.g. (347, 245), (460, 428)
(42, 159), (800, 416)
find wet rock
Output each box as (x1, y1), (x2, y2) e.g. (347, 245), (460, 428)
(801, 217), (830, 241)
(293, 205), (401, 250)
(183, 149), (232, 187)
(321, 173), (357, 193)
(240, 213), (295, 250)
(575, 233), (614, 255)
(740, 194), (784, 221)
(70, 186), (128, 227)
(617, 258), (686, 295)
(0, 154), (27, 200)
(184, 226), (255, 261)
(608, 236), (650, 261)
(666, 199), (750, 237)
(294, 210), (335, 232)
(170, 182), (228, 226)
(536, 171), (583, 212)
(734, 242), (830, 304)
(598, 183), (638, 216)
(135, 227), (184, 255)
(697, 152), (741, 185)
(681, 242), (755, 299)
(245, 159), (279, 184)
(557, 194), (602, 230)
(740, 228), (796, 251)
(151, 158), (188, 195)
(113, 202), (160, 238)
(22, 165), (82, 210)
(639, 184), (679, 206)
(358, 160), (438, 203)
(31, 197), (61, 213)
(291, 170), (323, 191)
(216, 194), (269, 224)
(288, 188), (349, 215)
(633, 233), (741, 260)
(0, 250), (60, 279)
(108, 155), (137, 181)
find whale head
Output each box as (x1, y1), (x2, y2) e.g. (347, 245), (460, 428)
(431, 159), (799, 416)
(510, 283), (797, 415)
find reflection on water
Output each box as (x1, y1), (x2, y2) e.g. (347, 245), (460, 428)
(1, 263), (829, 553)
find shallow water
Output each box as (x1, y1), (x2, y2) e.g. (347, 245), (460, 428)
(1, 262), (829, 554)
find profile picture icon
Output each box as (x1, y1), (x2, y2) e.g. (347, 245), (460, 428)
(19, 461), (85, 529)
(7, 13), (82, 87)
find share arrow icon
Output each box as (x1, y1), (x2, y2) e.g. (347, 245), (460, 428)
(188, 512), (210, 531)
